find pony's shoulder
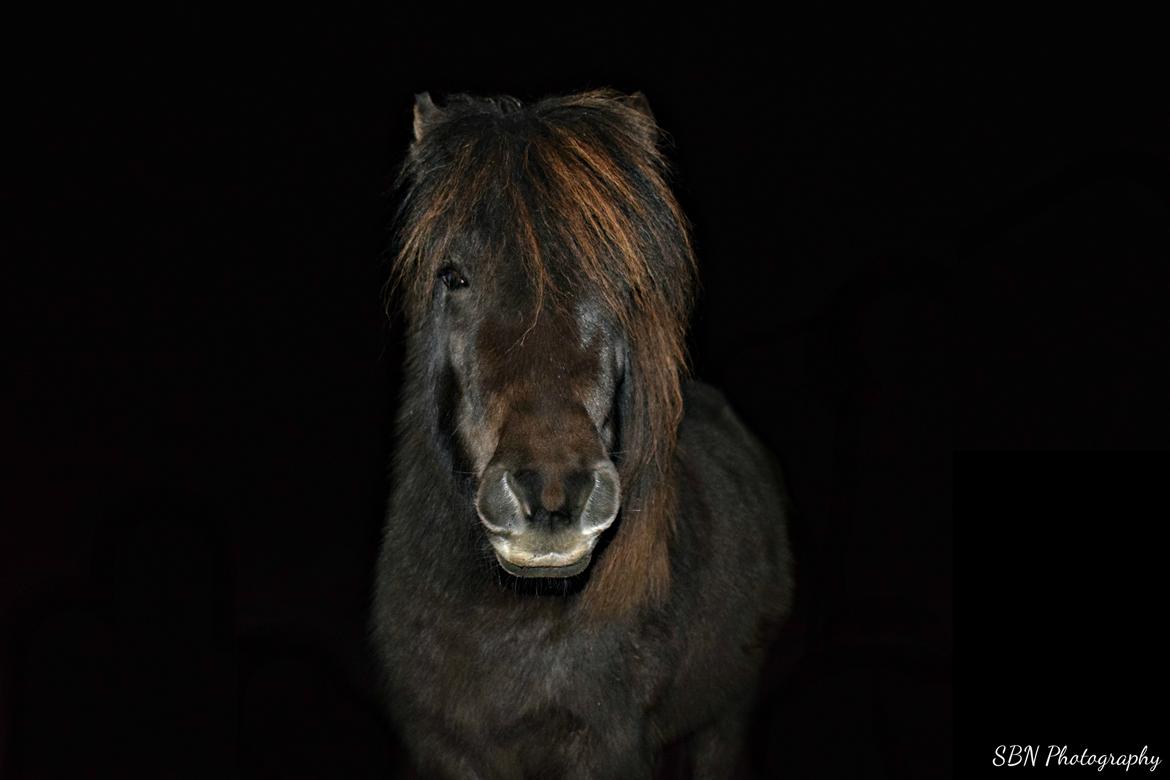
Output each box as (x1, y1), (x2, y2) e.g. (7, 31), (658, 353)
(679, 379), (732, 421)
(678, 379), (775, 470)
(678, 379), (744, 444)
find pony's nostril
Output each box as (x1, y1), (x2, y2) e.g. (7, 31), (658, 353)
(504, 467), (608, 522)
(481, 461), (621, 536)
(579, 462), (621, 534)
(504, 471), (532, 517)
(509, 469), (541, 516)
(476, 467), (529, 535)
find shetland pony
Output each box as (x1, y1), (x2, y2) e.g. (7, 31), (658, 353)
(372, 90), (793, 778)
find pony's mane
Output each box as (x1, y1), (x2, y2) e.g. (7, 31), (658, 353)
(391, 89), (697, 616)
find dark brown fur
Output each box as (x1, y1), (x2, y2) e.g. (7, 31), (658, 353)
(373, 90), (793, 779)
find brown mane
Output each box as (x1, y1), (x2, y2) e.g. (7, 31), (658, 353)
(391, 89), (697, 616)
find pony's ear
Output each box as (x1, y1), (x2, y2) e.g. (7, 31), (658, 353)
(622, 91), (660, 147)
(412, 92), (444, 143)
(623, 91), (656, 124)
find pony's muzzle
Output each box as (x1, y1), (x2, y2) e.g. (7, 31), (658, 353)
(476, 460), (620, 578)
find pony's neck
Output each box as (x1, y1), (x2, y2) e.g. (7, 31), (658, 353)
(386, 378), (493, 584)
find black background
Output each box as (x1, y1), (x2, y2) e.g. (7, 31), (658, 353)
(4, 6), (1167, 778)
(959, 456), (1170, 779)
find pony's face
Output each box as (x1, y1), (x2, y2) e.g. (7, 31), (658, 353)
(434, 259), (624, 578)
(397, 91), (696, 600)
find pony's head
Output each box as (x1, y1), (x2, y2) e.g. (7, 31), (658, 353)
(391, 90), (695, 610)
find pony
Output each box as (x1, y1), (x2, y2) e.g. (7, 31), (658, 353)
(371, 89), (794, 779)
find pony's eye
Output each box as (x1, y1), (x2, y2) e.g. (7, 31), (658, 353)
(438, 266), (469, 290)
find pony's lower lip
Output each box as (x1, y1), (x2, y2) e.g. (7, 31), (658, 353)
(496, 553), (591, 579)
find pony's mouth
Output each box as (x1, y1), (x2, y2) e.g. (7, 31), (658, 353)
(495, 552), (592, 579)
(485, 526), (601, 579)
